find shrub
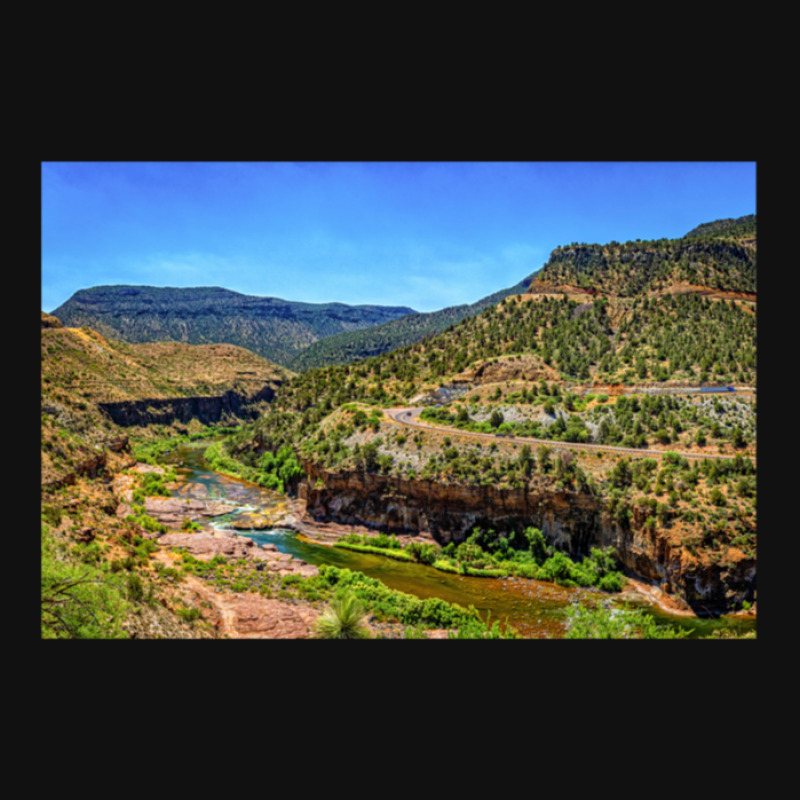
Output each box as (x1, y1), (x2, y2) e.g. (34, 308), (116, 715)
(565, 603), (688, 638)
(710, 487), (727, 507)
(42, 505), (63, 528)
(598, 573), (624, 592)
(177, 606), (202, 622)
(41, 525), (128, 639)
(127, 573), (144, 602)
(313, 592), (371, 639)
(406, 541), (438, 565)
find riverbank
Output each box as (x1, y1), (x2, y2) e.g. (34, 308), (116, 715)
(127, 451), (501, 638)
(146, 442), (755, 637)
(622, 575), (757, 620)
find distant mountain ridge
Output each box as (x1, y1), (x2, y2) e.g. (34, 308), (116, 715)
(280, 215), (757, 371)
(50, 215), (755, 372)
(286, 274), (538, 371)
(683, 214), (756, 239)
(51, 285), (416, 367)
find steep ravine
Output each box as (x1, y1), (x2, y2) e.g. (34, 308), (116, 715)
(300, 461), (755, 614)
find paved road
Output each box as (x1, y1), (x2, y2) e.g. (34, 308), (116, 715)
(384, 407), (756, 463)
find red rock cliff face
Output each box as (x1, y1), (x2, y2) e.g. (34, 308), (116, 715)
(300, 462), (755, 612)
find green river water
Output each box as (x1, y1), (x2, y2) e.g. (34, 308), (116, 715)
(159, 442), (756, 639)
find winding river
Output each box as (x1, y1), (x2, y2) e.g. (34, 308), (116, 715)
(158, 441), (756, 639)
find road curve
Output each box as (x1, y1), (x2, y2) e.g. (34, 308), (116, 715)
(384, 407), (756, 464)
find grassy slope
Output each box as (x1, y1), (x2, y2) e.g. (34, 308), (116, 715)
(41, 314), (290, 485)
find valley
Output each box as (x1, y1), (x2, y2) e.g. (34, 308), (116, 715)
(40, 214), (757, 640)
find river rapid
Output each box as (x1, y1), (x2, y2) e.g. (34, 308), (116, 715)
(158, 441), (756, 639)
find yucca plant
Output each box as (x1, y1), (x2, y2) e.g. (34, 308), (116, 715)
(313, 592), (371, 639)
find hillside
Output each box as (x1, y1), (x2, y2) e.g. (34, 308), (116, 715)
(50, 285), (416, 367)
(288, 214), (756, 371)
(41, 313), (290, 487)
(683, 214), (756, 239)
(285, 275), (536, 371)
(239, 216), (756, 448)
(210, 216), (756, 614)
(527, 215), (756, 298)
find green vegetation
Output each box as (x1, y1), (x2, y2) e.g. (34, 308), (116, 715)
(178, 551), (519, 637)
(589, 393), (755, 449)
(203, 441), (304, 494)
(41, 509), (169, 639)
(41, 523), (129, 638)
(683, 214), (756, 241)
(435, 528), (625, 590)
(564, 602), (689, 638)
(335, 533), (436, 567)
(418, 391), (755, 454)
(315, 566), (518, 637)
(421, 404), (591, 444)
(131, 426), (241, 464)
(544, 217), (755, 295)
(313, 592), (371, 639)
(287, 278), (532, 371)
(130, 468), (178, 503)
(176, 606), (203, 622)
(335, 532), (415, 561)
(334, 527), (625, 591)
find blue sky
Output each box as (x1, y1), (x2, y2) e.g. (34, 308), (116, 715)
(41, 162), (756, 314)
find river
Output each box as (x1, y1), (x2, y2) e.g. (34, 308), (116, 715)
(157, 441), (756, 638)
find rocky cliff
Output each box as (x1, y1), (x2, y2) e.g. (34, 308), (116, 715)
(300, 462), (755, 613)
(99, 385), (277, 428)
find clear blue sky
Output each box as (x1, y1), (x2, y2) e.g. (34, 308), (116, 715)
(41, 161), (756, 314)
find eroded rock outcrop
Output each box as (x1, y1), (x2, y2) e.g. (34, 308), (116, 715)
(453, 355), (560, 384)
(158, 531), (318, 577)
(301, 462), (754, 613)
(41, 448), (109, 491)
(99, 386), (276, 428)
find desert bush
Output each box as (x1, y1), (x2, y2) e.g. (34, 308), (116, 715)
(313, 592), (371, 639)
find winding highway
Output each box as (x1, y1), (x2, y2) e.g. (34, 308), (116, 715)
(384, 407), (756, 464)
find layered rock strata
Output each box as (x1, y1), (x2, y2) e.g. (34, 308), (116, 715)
(301, 461), (754, 613)
(99, 386), (276, 427)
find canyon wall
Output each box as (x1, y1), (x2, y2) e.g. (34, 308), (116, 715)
(99, 386), (276, 428)
(301, 461), (755, 612)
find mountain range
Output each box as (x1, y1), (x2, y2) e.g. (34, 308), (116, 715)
(51, 286), (416, 367)
(49, 214), (755, 373)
